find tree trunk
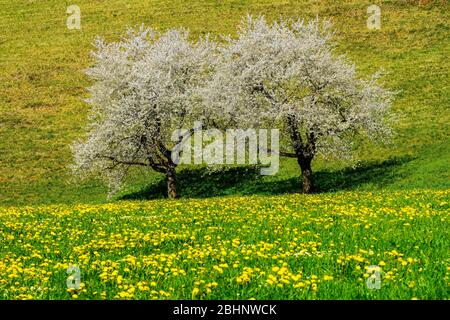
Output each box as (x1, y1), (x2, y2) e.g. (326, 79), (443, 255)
(285, 114), (315, 194)
(166, 166), (177, 199)
(298, 157), (313, 193)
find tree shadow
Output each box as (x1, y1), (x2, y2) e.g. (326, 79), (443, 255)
(118, 165), (266, 200)
(118, 155), (414, 200)
(313, 155), (414, 193)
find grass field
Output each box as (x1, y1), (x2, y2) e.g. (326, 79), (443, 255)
(0, 190), (448, 299)
(0, 0), (449, 300)
(0, 0), (449, 205)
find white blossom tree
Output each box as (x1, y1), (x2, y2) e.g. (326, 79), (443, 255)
(204, 16), (395, 193)
(71, 27), (215, 198)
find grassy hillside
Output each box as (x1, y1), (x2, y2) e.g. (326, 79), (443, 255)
(0, 0), (449, 205)
(1, 190), (448, 299)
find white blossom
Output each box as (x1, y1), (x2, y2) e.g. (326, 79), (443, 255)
(204, 16), (395, 192)
(71, 26), (216, 197)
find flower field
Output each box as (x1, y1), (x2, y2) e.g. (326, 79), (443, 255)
(0, 190), (448, 300)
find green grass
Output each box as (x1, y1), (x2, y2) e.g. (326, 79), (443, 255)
(0, 1), (449, 300)
(0, 190), (448, 299)
(0, 0), (449, 205)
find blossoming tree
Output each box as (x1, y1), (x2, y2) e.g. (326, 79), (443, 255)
(205, 16), (394, 193)
(71, 27), (215, 198)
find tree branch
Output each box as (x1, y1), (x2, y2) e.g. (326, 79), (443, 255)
(99, 155), (149, 167)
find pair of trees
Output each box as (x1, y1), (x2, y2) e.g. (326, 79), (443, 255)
(72, 16), (394, 198)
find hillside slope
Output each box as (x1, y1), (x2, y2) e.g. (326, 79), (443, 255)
(0, 0), (449, 205)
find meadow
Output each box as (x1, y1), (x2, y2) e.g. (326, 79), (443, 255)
(0, 0), (449, 205)
(0, 0), (449, 300)
(0, 190), (448, 299)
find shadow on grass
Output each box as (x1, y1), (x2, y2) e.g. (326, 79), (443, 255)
(118, 156), (414, 200)
(314, 155), (414, 193)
